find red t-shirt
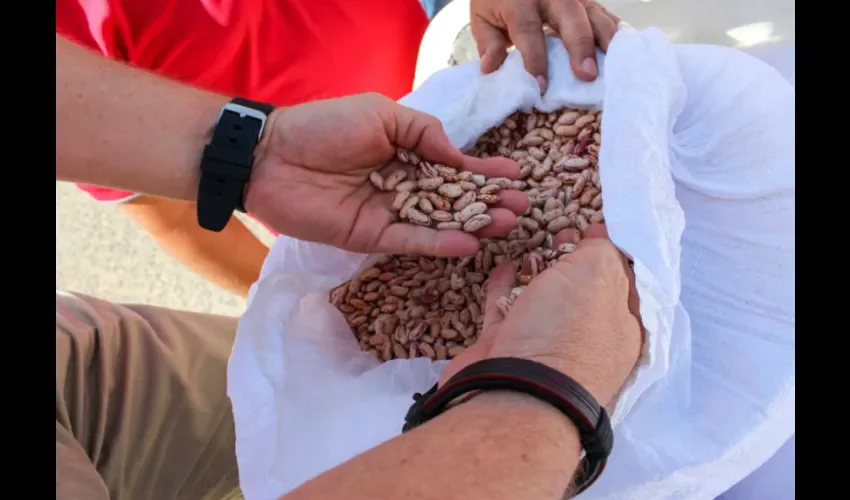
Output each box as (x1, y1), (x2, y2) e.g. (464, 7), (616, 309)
(57, 0), (428, 229)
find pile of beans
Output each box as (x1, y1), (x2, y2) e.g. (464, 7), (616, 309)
(330, 107), (604, 362)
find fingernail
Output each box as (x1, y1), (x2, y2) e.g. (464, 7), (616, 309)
(581, 58), (598, 77)
(535, 75), (547, 94)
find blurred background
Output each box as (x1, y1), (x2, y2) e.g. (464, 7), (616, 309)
(601, 0), (793, 45)
(56, 183), (274, 315)
(56, 0), (794, 316)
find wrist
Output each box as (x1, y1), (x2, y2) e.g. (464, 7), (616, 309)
(196, 97), (276, 231)
(405, 358), (613, 495)
(461, 391), (582, 453)
(500, 354), (619, 409)
(179, 94), (231, 201)
(243, 106), (286, 214)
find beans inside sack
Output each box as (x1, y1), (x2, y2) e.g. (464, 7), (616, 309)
(330, 107), (604, 362)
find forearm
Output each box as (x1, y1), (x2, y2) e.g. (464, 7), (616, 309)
(120, 196), (268, 297)
(56, 34), (227, 201)
(283, 392), (580, 500)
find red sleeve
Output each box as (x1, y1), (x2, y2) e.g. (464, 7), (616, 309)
(75, 184), (140, 203)
(56, 0), (130, 58)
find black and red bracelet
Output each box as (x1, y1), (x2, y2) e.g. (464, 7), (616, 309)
(402, 357), (613, 496)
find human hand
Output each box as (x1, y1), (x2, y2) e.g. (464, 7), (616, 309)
(470, 0), (622, 89)
(244, 93), (529, 257)
(440, 225), (642, 408)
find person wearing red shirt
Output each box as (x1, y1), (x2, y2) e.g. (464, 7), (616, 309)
(56, 0), (620, 298)
(56, 0), (431, 296)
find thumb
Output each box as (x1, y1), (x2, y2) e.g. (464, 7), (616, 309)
(387, 103), (465, 169)
(480, 260), (517, 334)
(438, 260), (516, 386)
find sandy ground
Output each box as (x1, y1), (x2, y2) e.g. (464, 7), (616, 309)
(56, 182), (275, 316)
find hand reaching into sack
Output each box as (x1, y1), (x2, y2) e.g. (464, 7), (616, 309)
(243, 93), (530, 257)
(440, 224), (643, 408)
(471, 0), (622, 89)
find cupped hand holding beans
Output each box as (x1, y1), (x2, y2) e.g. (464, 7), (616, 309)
(440, 225), (643, 409)
(243, 93), (528, 257)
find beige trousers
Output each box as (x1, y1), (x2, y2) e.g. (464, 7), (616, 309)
(56, 292), (241, 500)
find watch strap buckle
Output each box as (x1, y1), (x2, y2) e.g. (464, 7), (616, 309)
(402, 383), (439, 432)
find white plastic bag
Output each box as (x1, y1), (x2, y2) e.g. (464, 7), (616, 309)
(228, 28), (794, 500)
(714, 41), (795, 500)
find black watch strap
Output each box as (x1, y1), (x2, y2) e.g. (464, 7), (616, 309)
(197, 97), (275, 232)
(402, 357), (614, 497)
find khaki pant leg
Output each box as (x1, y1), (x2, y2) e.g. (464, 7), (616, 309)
(56, 291), (241, 500)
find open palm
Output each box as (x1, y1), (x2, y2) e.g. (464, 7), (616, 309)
(245, 93), (528, 257)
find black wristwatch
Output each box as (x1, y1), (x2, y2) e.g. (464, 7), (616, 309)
(197, 97), (275, 232)
(403, 357), (614, 497)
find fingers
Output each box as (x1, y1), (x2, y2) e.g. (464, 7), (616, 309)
(505, 5), (549, 92)
(375, 205), (521, 257)
(460, 157), (532, 213)
(546, 0), (597, 81)
(553, 228), (581, 246)
(471, 15), (510, 74)
(561, 223), (642, 322)
(494, 189), (531, 216)
(584, 3), (618, 52)
(580, 222), (609, 240)
(481, 260), (517, 332)
(383, 137), (523, 180)
(549, 237), (622, 293)
(475, 207), (520, 239)
(571, 224), (619, 257)
(373, 158), (527, 256)
(378, 161), (528, 217)
(459, 157), (530, 215)
(551, 224), (620, 278)
(552, 224), (604, 247)
(375, 224), (481, 257)
(381, 152), (522, 183)
(388, 103), (466, 168)
(461, 156), (521, 179)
